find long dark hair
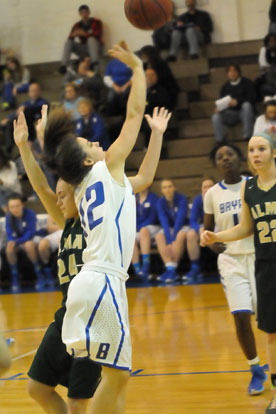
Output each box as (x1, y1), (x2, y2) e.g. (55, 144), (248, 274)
(43, 108), (91, 186)
(6, 57), (23, 82)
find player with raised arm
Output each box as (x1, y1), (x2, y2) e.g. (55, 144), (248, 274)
(204, 143), (266, 395)
(42, 42), (171, 414)
(13, 106), (101, 414)
(201, 133), (276, 414)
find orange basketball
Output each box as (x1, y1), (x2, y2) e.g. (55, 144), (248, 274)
(124, 0), (173, 31)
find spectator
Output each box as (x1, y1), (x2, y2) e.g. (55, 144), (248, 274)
(152, 2), (176, 51)
(167, 0), (213, 61)
(63, 83), (83, 121)
(104, 58), (132, 116)
(253, 96), (276, 135)
(258, 34), (276, 98)
(76, 98), (110, 150)
(5, 196), (44, 292)
(185, 177), (215, 283)
(59, 4), (103, 74)
(2, 57), (30, 110)
(0, 82), (49, 154)
(269, 0), (276, 35)
(132, 187), (159, 282)
(0, 148), (22, 215)
(155, 179), (188, 284)
(212, 64), (256, 142)
(38, 216), (62, 288)
(140, 45), (179, 109)
(65, 58), (104, 109)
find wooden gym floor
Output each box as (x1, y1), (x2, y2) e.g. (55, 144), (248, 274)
(0, 283), (271, 413)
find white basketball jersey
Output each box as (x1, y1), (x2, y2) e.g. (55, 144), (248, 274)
(204, 177), (254, 255)
(74, 160), (136, 280)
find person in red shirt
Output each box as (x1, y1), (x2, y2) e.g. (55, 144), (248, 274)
(59, 4), (103, 74)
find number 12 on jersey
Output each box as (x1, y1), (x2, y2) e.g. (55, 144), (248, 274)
(79, 181), (105, 235)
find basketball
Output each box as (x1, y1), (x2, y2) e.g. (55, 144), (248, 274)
(124, 0), (173, 31)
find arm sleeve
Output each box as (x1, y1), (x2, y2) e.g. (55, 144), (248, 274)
(15, 211), (37, 245)
(189, 196), (201, 232)
(88, 19), (102, 41)
(104, 75), (114, 88)
(259, 47), (269, 68)
(201, 12), (213, 33)
(243, 79), (256, 104)
(172, 196), (188, 241)
(5, 218), (15, 241)
(75, 120), (83, 136)
(91, 115), (106, 143)
(69, 23), (78, 39)
(156, 201), (172, 244)
(203, 189), (214, 214)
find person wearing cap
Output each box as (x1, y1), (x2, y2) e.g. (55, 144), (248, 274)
(254, 96), (276, 135)
(59, 4), (103, 74)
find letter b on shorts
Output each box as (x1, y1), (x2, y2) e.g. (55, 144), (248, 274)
(96, 343), (110, 360)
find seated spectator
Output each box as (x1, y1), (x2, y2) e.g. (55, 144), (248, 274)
(2, 57), (30, 110)
(258, 34), (276, 98)
(0, 82), (49, 154)
(132, 187), (159, 282)
(0, 148), (22, 215)
(254, 96), (276, 135)
(155, 179), (188, 284)
(76, 98), (110, 150)
(269, 0), (276, 35)
(212, 64), (256, 142)
(104, 58), (132, 116)
(5, 196), (44, 292)
(140, 45), (179, 109)
(63, 83), (83, 121)
(38, 216), (62, 288)
(185, 177), (215, 283)
(141, 68), (171, 150)
(65, 58), (104, 109)
(59, 4), (103, 74)
(167, 0), (213, 61)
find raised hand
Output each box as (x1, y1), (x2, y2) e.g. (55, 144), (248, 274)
(108, 41), (142, 70)
(200, 230), (219, 247)
(145, 107), (172, 134)
(13, 111), (28, 146)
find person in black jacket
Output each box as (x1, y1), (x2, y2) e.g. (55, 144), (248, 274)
(212, 64), (256, 142)
(269, 0), (276, 34)
(167, 0), (213, 61)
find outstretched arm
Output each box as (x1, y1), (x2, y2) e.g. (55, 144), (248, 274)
(105, 42), (146, 182)
(201, 182), (253, 246)
(128, 107), (171, 194)
(13, 109), (65, 228)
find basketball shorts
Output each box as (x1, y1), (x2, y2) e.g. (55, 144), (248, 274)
(28, 313), (101, 399)
(135, 225), (160, 243)
(62, 270), (132, 371)
(255, 260), (276, 333)
(217, 252), (256, 314)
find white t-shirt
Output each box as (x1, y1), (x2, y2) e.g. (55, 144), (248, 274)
(204, 177), (254, 255)
(75, 160), (136, 280)
(253, 114), (276, 135)
(0, 161), (21, 195)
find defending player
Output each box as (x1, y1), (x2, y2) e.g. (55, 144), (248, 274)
(203, 143), (266, 395)
(201, 133), (276, 413)
(42, 42), (171, 414)
(13, 107), (101, 414)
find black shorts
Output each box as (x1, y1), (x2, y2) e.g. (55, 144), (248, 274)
(255, 260), (276, 334)
(28, 319), (101, 399)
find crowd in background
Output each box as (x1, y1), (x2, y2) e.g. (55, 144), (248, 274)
(0, 0), (276, 290)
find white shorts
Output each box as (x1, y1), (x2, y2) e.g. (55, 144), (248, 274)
(217, 253), (256, 314)
(44, 230), (63, 252)
(135, 225), (160, 242)
(62, 270), (131, 371)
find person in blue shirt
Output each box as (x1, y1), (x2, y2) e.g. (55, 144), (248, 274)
(155, 179), (188, 283)
(185, 177), (215, 282)
(5, 195), (44, 292)
(132, 187), (160, 281)
(104, 58), (133, 115)
(75, 98), (110, 150)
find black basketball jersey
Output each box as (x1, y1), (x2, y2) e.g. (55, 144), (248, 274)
(244, 176), (276, 261)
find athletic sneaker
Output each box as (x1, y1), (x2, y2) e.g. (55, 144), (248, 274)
(160, 269), (177, 284)
(6, 338), (15, 347)
(248, 364), (267, 395)
(266, 393), (276, 413)
(185, 268), (202, 284)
